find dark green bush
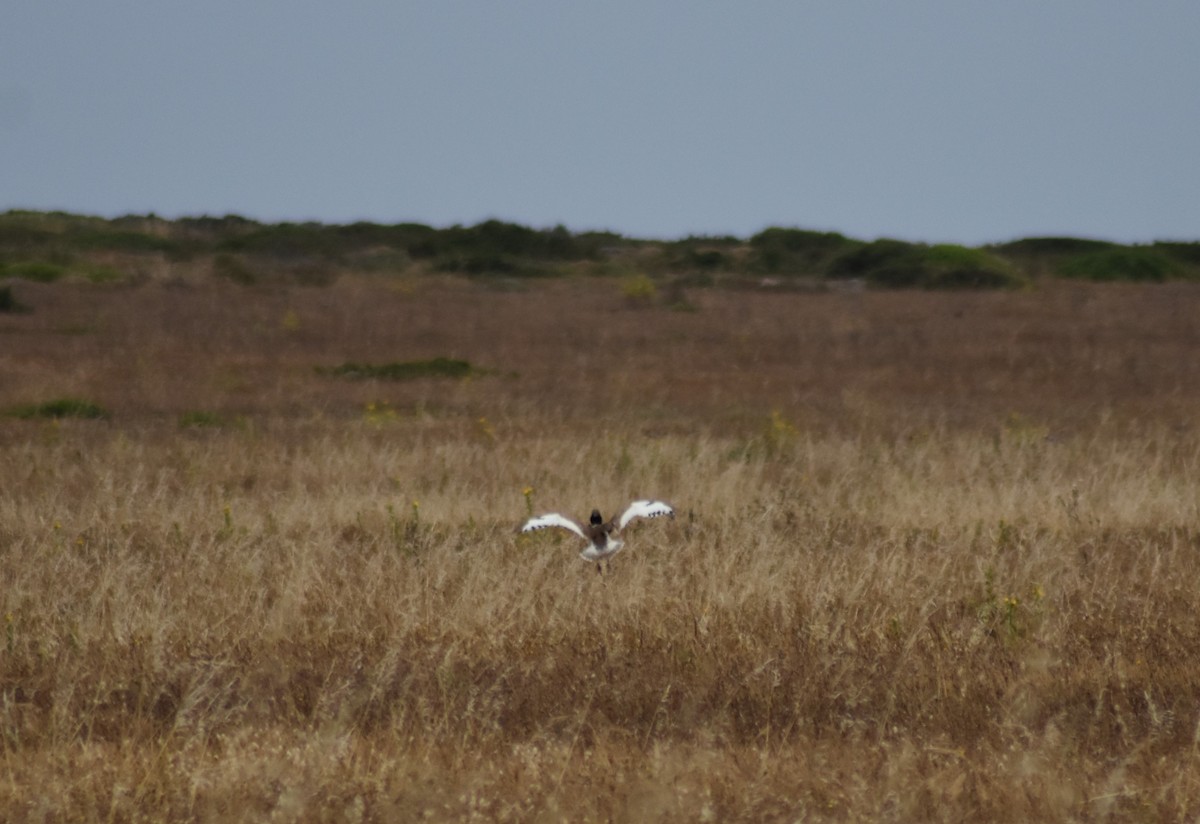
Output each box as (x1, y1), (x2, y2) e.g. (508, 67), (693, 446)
(176, 214), (257, 231)
(921, 245), (1027, 289)
(749, 228), (857, 274)
(73, 230), (180, 254)
(827, 240), (926, 286)
(1153, 242), (1200, 267)
(751, 227), (852, 253)
(685, 249), (730, 270)
(992, 237), (1117, 257)
(216, 222), (337, 258)
(3, 260), (68, 283)
(1057, 248), (1176, 282)
(7, 398), (109, 420)
(827, 242), (1025, 289)
(433, 253), (563, 278)
(0, 222), (57, 249)
(323, 357), (476, 381)
(179, 411), (226, 428)
(208, 219), (619, 276)
(85, 266), (126, 284)
(434, 254), (520, 275)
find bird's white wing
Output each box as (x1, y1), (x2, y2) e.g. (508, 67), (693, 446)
(520, 513), (588, 540)
(618, 500), (675, 529)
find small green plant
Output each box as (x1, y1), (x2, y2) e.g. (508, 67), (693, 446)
(522, 486), (535, 517)
(1002, 411), (1049, 445)
(2, 261), (68, 283)
(475, 416), (497, 443)
(325, 357), (476, 381)
(363, 401), (400, 425)
(85, 266), (125, 284)
(621, 273), (657, 302)
(386, 500), (426, 556)
(763, 409), (799, 454)
(1001, 595), (1022, 636)
(995, 519), (1018, 553)
(615, 446), (634, 476)
(216, 504), (235, 540)
(179, 410), (226, 429)
(6, 398), (108, 420)
(976, 567), (1045, 642)
(1055, 484), (1083, 528)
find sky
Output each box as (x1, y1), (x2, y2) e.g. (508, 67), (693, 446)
(2, 2), (1198, 245)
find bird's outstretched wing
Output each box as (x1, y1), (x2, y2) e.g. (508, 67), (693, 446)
(520, 513), (588, 540)
(618, 500), (675, 529)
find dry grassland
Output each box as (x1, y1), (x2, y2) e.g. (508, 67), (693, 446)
(2, 276), (1200, 821)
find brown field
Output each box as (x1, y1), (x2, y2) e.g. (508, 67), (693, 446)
(2, 275), (1200, 821)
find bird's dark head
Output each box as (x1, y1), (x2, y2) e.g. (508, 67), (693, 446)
(589, 509), (603, 526)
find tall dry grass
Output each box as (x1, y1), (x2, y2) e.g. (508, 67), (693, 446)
(2, 276), (1200, 820)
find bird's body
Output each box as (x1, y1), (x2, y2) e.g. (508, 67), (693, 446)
(519, 500), (675, 571)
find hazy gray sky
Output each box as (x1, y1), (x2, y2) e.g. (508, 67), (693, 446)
(3, 2), (1198, 244)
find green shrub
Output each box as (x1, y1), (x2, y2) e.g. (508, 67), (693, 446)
(827, 239), (926, 287)
(323, 357), (476, 381)
(7, 398), (109, 420)
(3, 261), (68, 283)
(685, 249), (729, 270)
(658, 236), (740, 273)
(434, 254), (519, 275)
(749, 228), (857, 274)
(85, 266), (125, 284)
(620, 273), (658, 302)
(211, 218), (615, 267)
(992, 237), (1117, 257)
(1152, 242), (1200, 267)
(73, 230), (181, 254)
(216, 222), (338, 258)
(0, 221), (57, 249)
(827, 241), (1025, 289)
(921, 245), (1027, 289)
(348, 247), (412, 273)
(440, 220), (603, 261)
(433, 253), (563, 278)
(1057, 248), (1176, 282)
(179, 411), (226, 428)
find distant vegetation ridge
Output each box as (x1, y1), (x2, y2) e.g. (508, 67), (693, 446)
(2, 210), (1197, 289)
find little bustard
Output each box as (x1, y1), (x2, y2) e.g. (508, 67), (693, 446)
(519, 500), (675, 572)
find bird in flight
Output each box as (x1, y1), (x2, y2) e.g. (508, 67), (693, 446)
(519, 500), (675, 573)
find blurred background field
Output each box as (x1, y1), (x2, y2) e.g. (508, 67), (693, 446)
(2, 242), (1200, 820)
